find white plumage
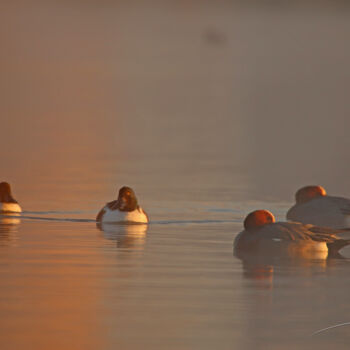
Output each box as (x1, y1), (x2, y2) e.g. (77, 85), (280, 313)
(99, 206), (148, 224)
(0, 202), (22, 213)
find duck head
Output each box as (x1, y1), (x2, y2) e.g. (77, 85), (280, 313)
(244, 210), (276, 230)
(117, 186), (138, 211)
(0, 182), (16, 203)
(295, 185), (326, 204)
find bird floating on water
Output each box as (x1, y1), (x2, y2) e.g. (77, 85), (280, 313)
(96, 186), (148, 224)
(0, 182), (22, 213)
(234, 209), (350, 259)
(287, 185), (350, 229)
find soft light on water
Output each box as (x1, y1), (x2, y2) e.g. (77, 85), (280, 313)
(1, 1), (350, 349)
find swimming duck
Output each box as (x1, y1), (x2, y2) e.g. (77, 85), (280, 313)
(0, 182), (22, 213)
(234, 210), (350, 258)
(96, 186), (149, 224)
(286, 185), (350, 229)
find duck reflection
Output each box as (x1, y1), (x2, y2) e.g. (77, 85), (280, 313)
(96, 222), (148, 249)
(235, 248), (346, 290)
(0, 213), (21, 244)
(235, 248), (350, 348)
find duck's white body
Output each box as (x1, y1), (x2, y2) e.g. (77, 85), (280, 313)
(0, 202), (22, 213)
(98, 206), (148, 224)
(287, 196), (350, 229)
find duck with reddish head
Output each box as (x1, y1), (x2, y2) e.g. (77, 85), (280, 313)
(287, 185), (350, 229)
(234, 210), (350, 259)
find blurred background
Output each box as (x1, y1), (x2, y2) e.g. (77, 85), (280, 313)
(1, 0), (350, 211)
(1, 3), (350, 350)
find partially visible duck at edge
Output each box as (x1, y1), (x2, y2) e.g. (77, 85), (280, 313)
(96, 186), (149, 224)
(0, 182), (22, 213)
(234, 210), (350, 259)
(287, 185), (350, 229)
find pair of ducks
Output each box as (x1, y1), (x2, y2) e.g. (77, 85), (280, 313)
(235, 185), (350, 258)
(1, 181), (350, 256)
(0, 182), (148, 224)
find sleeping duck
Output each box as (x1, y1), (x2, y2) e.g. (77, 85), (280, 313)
(287, 185), (350, 229)
(287, 186), (350, 229)
(0, 182), (22, 213)
(234, 209), (350, 259)
(96, 186), (148, 224)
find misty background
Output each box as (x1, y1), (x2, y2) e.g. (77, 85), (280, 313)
(1, 0), (349, 209)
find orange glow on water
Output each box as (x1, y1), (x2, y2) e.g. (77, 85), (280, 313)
(0, 222), (106, 350)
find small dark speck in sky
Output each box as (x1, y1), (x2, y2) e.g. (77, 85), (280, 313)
(203, 27), (227, 46)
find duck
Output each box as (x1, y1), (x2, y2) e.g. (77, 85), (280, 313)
(286, 185), (350, 229)
(234, 210), (350, 258)
(96, 186), (149, 224)
(0, 182), (22, 213)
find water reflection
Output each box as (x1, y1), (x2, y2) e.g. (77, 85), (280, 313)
(0, 214), (20, 245)
(235, 250), (344, 289)
(241, 261), (274, 289)
(0, 222), (106, 350)
(97, 222), (147, 249)
(236, 250), (350, 348)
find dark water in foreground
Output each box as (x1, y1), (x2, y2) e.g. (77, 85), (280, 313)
(1, 1), (350, 349)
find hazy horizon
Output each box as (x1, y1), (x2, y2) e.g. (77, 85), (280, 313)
(1, 2), (350, 350)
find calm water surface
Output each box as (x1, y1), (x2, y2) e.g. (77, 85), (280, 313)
(1, 199), (350, 349)
(1, 2), (350, 349)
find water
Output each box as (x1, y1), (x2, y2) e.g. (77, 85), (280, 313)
(1, 1), (350, 349)
(1, 212), (350, 350)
